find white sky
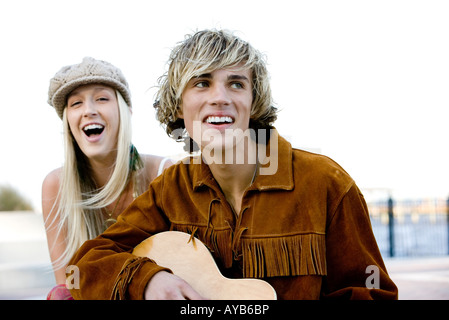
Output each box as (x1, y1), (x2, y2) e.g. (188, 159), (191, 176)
(1, 0), (448, 212)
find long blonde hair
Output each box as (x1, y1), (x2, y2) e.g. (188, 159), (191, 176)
(46, 90), (144, 270)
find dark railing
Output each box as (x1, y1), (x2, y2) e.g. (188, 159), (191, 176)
(367, 197), (449, 257)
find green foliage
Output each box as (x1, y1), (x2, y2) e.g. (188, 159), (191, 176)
(0, 184), (33, 211)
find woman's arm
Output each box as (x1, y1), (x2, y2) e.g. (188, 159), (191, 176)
(41, 168), (68, 284)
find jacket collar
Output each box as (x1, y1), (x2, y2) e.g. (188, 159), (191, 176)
(191, 128), (294, 192)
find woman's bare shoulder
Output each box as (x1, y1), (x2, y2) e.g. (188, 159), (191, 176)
(42, 168), (62, 219)
(140, 154), (175, 180)
(42, 168), (62, 190)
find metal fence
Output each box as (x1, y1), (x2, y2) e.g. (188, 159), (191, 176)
(367, 197), (449, 257)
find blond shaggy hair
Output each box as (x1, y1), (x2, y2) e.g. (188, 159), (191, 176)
(154, 29), (278, 145)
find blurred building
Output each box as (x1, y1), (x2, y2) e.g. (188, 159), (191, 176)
(0, 211), (55, 299)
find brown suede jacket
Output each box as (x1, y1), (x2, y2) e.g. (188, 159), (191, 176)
(69, 130), (398, 300)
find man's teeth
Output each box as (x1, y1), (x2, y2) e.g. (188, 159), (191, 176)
(206, 116), (233, 124)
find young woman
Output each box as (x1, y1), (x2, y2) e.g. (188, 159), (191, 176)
(42, 57), (172, 299)
(67, 31), (397, 300)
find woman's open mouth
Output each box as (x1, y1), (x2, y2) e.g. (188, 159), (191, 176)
(82, 123), (105, 138)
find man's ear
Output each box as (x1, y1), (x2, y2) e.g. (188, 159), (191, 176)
(177, 106), (184, 119)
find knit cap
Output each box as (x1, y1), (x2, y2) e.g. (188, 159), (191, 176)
(48, 57), (131, 119)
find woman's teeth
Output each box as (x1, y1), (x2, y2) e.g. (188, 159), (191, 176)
(83, 124), (104, 136)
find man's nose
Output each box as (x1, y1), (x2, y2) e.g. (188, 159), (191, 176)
(209, 84), (231, 107)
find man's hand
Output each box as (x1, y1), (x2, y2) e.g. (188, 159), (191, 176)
(144, 271), (206, 300)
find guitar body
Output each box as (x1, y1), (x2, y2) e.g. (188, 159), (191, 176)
(132, 231), (277, 300)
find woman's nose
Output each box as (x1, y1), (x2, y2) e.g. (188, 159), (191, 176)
(82, 100), (98, 117)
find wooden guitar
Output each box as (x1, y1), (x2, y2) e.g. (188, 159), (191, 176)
(132, 231), (277, 300)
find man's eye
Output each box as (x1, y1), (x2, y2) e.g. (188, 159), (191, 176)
(195, 81), (209, 88)
(230, 82), (243, 89)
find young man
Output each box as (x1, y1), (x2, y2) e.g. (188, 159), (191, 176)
(68, 30), (398, 300)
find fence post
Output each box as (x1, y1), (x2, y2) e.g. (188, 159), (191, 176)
(447, 196), (449, 255)
(388, 196), (395, 257)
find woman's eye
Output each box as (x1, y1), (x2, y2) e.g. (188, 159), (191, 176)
(69, 101), (81, 107)
(97, 97), (109, 102)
